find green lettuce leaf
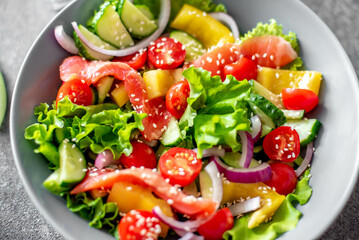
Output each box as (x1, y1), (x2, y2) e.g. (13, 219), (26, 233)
(180, 67), (252, 157)
(241, 19), (303, 70)
(223, 169), (313, 240)
(65, 192), (119, 233)
(25, 97), (146, 166)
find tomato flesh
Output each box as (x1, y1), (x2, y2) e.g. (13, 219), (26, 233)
(223, 57), (258, 81)
(148, 37), (186, 70)
(165, 80), (190, 119)
(112, 48), (147, 70)
(263, 126), (300, 162)
(56, 79), (92, 107)
(282, 88), (319, 113)
(264, 162), (297, 195)
(197, 208), (234, 240)
(119, 210), (161, 240)
(158, 148), (202, 187)
(119, 141), (157, 169)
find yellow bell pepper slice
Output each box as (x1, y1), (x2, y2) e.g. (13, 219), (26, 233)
(107, 182), (173, 238)
(170, 4), (235, 49)
(221, 181), (285, 229)
(256, 67), (322, 95)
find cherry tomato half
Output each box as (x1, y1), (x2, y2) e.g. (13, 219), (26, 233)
(197, 207), (234, 240)
(148, 37), (186, 70)
(282, 88), (319, 113)
(56, 79), (93, 107)
(118, 210), (161, 240)
(112, 48), (147, 70)
(158, 148), (202, 187)
(263, 126), (300, 162)
(264, 162), (297, 195)
(223, 57), (258, 81)
(119, 141), (157, 169)
(165, 80), (190, 119)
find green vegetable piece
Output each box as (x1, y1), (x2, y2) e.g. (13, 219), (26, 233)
(170, 31), (206, 62)
(0, 71), (6, 127)
(135, 5), (155, 20)
(284, 119), (322, 145)
(43, 169), (70, 194)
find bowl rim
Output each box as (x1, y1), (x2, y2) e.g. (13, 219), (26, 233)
(10, 0), (359, 239)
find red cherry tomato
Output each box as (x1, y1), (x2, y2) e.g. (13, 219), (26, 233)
(148, 37), (186, 70)
(165, 81), (190, 119)
(197, 208), (234, 240)
(282, 88), (319, 113)
(263, 126), (300, 162)
(158, 148), (202, 187)
(56, 79), (93, 107)
(223, 57), (258, 81)
(118, 210), (161, 240)
(264, 162), (297, 195)
(119, 141), (157, 169)
(112, 48), (147, 70)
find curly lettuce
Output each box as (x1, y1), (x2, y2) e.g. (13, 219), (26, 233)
(25, 97), (146, 167)
(241, 19), (303, 70)
(223, 169), (313, 240)
(64, 192), (119, 233)
(180, 67), (253, 157)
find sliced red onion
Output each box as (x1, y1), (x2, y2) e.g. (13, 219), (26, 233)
(209, 12), (240, 40)
(177, 231), (204, 240)
(227, 196), (261, 216)
(250, 115), (262, 142)
(204, 161), (223, 207)
(295, 142), (314, 177)
(54, 25), (79, 54)
(94, 149), (120, 170)
(238, 131), (254, 168)
(210, 156), (272, 183)
(152, 206), (207, 232)
(192, 147), (225, 158)
(72, 0), (171, 57)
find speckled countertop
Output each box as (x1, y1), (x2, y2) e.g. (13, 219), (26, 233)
(0, 0), (358, 239)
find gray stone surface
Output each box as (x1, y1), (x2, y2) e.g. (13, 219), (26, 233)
(0, 0), (358, 239)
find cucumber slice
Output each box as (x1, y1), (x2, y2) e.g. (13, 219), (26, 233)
(169, 31), (206, 62)
(58, 140), (87, 187)
(135, 5), (155, 20)
(284, 119), (322, 145)
(220, 152), (260, 168)
(160, 117), (183, 147)
(95, 76), (114, 104)
(249, 93), (286, 129)
(119, 0), (158, 38)
(90, 86), (99, 105)
(74, 24), (116, 61)
(92, 2), (134, 48)
(251, 80), (284, 109)
(0, 71), (6, 127)
(43, 169), (70, 194)
(282, 109), (305, 120)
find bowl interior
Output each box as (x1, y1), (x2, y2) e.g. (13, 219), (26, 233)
(10, 0), (359, 239)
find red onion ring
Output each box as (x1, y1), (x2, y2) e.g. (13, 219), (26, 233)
(238, 131), (254, 168)
(54, 25), (79, 54)
(227, 196), (261, 216)
(295, 142), (314, 177)
(71, 0), (171, 57)
(152, 206), (206, 232)
(177, 231), (204, 240)
(94, 149), (120, 170)
(209, 12), (240, 40)
(193, 147), (225, 158)
(204, 161), (223, 207)
(250, 115), (262, 142)
(210, 156), (272, 183)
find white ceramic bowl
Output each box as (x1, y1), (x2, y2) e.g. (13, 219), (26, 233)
(10, 0), (359, 239)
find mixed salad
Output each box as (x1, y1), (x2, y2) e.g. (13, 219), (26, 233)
(25, 0), (323, 239)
